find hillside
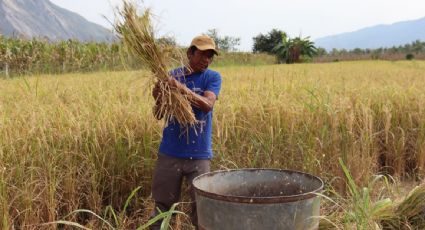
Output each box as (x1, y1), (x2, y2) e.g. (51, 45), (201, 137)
(0, 0), (113, 42)
(315, 16), (425, 50)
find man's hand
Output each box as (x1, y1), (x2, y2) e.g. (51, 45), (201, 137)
(166, 77), (191, 95)
(152, 81), (162, 100)
(152, 81), (164, 120)
(154, 77), (217, 114)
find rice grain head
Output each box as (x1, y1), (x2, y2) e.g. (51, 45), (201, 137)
(115, 1), (198, 128)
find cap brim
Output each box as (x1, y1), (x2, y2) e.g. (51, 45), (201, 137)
(194, 45), (219, 55)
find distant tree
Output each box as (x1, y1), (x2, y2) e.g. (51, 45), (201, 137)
(338, 49), (349, 57)
(352, 48), (363, 55)
(205, 29), (240, 52)
(157, 36), (177, 46)
(289, 36), (317, 63)
(315, 47), (327, 56)
(272, 34), (289, 63)
(330, 48), (340, 56)
(273, 35), (317, 63)
(252, 29), (287, 54)
(388, 46), (398, 54)
(371, 48), (382, 60)
(315, 39), (425, 61)
(406, 53), (415, 60)
(411, 40), (424, 54)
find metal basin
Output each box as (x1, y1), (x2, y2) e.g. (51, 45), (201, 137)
(193, 169), (324, 230)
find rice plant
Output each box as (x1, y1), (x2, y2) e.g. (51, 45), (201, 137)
(1, 61), (425, 228)
(114, 1), (206, 127)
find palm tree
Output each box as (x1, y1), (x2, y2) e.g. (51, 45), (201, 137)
(272, 33), (289, 63)
(288, 36), (317, 63)
(273, 35), (318, 64)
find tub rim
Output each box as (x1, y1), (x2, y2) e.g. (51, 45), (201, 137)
(193, 168), (324, 204)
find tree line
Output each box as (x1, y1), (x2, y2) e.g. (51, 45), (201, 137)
(316, 40), (425, 62)
(0, 36), (130, 77)
(252, 29), (317, 64)
(1, 29), (425, 77)
(251, 29), (425, 63)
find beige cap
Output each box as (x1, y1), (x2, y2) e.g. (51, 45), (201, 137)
(190, 35), (219, 55)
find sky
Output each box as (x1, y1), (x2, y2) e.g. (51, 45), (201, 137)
(50, 0), (425, 51)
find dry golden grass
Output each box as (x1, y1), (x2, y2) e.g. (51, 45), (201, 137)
(1, 61), (425, 228)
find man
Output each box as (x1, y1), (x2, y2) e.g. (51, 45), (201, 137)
(150, 35), (222, 230)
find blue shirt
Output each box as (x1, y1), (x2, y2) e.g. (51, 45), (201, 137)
(159, 67), (222, 159)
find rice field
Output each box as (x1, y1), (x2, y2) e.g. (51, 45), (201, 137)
(1, 60), (425, 229)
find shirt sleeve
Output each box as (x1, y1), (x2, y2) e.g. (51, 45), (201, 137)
(205, 71), (222, 98)
(169, 67), (185, 79)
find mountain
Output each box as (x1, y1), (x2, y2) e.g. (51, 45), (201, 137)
(314, 17), (425, 51)
(0, 0), (114, 42)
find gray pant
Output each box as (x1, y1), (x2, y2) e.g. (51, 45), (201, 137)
(149, 153), (211, 230)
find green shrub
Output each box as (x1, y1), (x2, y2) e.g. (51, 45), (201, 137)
(406, 53), (415, 60)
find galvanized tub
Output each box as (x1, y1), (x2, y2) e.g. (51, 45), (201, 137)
(193, 169), (324, 230)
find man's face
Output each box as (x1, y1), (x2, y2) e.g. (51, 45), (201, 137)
(188, 49), (215, 73)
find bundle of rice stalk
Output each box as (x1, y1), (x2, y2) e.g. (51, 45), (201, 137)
(115, 1), (197, 127)
(319, 184), (425, 229)
(381, 183), (425, 229)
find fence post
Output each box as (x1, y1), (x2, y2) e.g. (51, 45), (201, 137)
(5, 45), (10, 78)
(5, 61), (9, 78)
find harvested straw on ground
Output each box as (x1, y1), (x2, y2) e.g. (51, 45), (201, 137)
(381, 183), (425, 229)
(115, 1), (197, 127)
(319, 183), (425, 229)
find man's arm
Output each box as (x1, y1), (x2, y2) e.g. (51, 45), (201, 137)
(152, 77), (217, 119)
(152, 81), (165, 120)
(167, 77), (217, 113)
(189, 90), (217, 113)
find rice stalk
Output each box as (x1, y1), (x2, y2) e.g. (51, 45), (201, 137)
(380, 184), (425, 229)
(115, 1), (197, 127)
